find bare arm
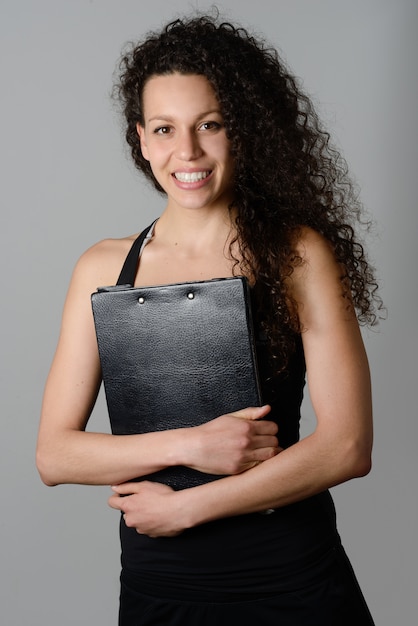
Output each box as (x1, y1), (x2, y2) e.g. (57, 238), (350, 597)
(36, 240), (278, 486)
(109, 229), (373, 536)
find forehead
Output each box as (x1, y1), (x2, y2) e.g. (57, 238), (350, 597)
(142, 73), (220, 115)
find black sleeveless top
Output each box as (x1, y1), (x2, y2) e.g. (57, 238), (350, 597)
(116, 223), (340, 596)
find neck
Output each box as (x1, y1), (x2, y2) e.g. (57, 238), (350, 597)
(154, 206), (238, 253)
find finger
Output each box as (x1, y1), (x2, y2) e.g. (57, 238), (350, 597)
(241, 446), (280, 469)
(252, 420), (279, 436)
(252, 434), (279, 449)
(111, 482), (140, 494)
(230, 405), (271, 421)
(252, 446), (280, 461)
(108, 494), (124, 511)
(251, 443), (285, 463)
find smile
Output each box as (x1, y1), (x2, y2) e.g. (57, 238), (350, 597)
(173, 171), (211, 183)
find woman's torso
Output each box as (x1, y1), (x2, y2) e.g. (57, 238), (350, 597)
(108, 223), (341, 595)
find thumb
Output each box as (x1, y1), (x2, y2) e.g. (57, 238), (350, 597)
(231, 404), (271, 421)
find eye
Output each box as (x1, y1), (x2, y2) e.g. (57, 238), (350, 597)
(154, 126), (172, 135)
(198, 121), (222, 131)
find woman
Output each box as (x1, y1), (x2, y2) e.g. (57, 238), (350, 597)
(37, 14), (380, 625)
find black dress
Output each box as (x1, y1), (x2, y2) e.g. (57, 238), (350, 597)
(113, 224), (375, 625)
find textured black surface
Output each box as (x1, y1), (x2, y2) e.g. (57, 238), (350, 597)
(91, 277), (262, 490)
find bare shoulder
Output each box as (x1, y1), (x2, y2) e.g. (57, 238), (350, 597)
(289, 226), (345, 287)
(289, 227), (355, 329)
(71, 233), (139, 292)
(292, 227), (338, 272)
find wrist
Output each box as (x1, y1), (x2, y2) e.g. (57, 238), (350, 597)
(169, 427), (200, 469)
(177, 479), (230, 530)
(176, 486), (202, 530)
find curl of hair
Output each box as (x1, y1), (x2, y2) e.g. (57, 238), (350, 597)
(114, 14), (382, 372)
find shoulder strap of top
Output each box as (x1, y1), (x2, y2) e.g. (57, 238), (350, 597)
(116, 220), (157, 286)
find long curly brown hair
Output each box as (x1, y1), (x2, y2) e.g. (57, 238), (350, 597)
(114, 14), (382, 371)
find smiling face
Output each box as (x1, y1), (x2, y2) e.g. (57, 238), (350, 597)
(137, 73), (235, 214)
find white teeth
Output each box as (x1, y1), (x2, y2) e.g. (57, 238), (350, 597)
(174, 171), (210, 183)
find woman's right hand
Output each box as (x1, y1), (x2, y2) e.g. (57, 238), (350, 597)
(183, 405), (281, 476)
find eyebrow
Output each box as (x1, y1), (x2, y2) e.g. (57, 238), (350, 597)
(146, 109), (223, 124)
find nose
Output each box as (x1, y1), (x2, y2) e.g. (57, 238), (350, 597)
(175, 129), (203, 161)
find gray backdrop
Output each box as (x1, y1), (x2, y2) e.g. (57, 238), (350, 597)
(1, 1), (417, 624)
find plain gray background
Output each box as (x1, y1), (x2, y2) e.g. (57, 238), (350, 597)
(1, 1), (417, 624)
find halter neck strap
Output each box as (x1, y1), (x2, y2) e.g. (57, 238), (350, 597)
(116, 220), (157, 286)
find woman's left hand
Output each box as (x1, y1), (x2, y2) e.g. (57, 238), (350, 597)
(108, 481), (185, 537)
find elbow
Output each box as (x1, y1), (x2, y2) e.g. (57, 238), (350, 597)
(37, 464), (59, 487)
(36, 447), (60, 487)
(342, 439), (373, 480)
(350, 451), (372, 478)
(37, 471), (58, 488)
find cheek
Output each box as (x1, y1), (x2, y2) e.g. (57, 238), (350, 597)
(222, 150), (235, 174)
(149, 149), (170, 177)
(213, 138), (233, 168)
(146, 149), (171, 187)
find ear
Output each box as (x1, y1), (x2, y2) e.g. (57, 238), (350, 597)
(136, 122), (149, 161)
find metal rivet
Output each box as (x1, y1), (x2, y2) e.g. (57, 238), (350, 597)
(138, 297), (145, 304)
(260, 508), (276, 515)
(187, 292), (194, 300)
